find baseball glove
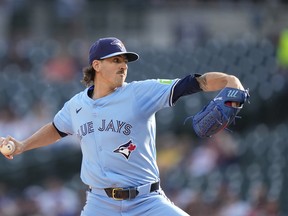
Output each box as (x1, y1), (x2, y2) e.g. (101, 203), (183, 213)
(185, 87), (249, 138)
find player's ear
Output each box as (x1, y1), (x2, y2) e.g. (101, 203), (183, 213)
(92, 60), (101, 72)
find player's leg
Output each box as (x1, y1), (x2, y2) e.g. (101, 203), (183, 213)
(124, 189), (190, 216)
(80, 191), (122, 216)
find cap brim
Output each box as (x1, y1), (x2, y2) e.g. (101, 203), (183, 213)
(100, 52), (139, 62)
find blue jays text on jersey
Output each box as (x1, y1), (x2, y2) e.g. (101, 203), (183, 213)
(77, 119), (133, 140)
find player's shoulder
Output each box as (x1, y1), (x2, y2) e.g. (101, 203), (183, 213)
(128, 78), (177, 87)
(123, 80), (156, 91)
(122, 79), (178, 96)
(65, 87), (89, 104)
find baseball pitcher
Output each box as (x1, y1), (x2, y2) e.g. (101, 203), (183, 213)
(0, 37), (249, 215)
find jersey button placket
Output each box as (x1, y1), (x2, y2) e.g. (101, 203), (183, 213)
(93, 105), (106, 172)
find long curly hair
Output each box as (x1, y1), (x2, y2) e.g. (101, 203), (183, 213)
(81, 66), (95, 87)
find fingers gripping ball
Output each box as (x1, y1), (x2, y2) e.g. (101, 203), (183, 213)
(186, 87), (249, 138)
(1, 141), (16, 155)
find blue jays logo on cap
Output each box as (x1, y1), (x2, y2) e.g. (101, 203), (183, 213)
(110, 39), (125, 52)
(89, 37), (139, 65)
(113, 140), (137, 160)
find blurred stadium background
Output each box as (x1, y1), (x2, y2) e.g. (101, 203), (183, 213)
(0, 0), (288, 215)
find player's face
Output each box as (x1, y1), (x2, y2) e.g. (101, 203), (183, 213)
(97, 55), (128, 88)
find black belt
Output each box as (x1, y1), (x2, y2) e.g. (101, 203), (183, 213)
(103, 181), (160, 200)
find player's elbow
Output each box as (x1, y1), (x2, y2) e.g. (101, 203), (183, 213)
(225, 75), (244, 90)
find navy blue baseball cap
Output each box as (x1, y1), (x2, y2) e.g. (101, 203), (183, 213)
(89, 37), (139, 65)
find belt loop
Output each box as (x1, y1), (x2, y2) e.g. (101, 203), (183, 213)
(128, 188), (139, 200)
(137, 182), (157, 195)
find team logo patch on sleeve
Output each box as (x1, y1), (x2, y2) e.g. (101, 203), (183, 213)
(158, 79), (173, 85)
(113, 140), (137, 159)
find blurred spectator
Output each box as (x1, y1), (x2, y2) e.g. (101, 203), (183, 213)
(16, 188), (42, 216)
(216, 183), (251, 216)
(184, 192), (215, 216)
(247, 183), (280, 216)
(35, 176), (81, 216)
(174, 19), (209, 48)
(42, 56), (78, 82)
(0, 182), (18, 216)
(186, 132), (238, 178)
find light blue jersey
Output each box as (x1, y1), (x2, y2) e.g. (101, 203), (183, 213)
(53, 79), (179, 189)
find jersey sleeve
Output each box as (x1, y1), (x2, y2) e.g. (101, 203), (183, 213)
(53, 99), (74, 135)
(172, 74), (202, 104)
(132, 79), (179, 114)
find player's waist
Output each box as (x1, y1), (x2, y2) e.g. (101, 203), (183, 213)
(89, 181), (160, 201)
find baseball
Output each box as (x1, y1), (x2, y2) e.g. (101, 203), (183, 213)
(1, 141), (16, 155)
